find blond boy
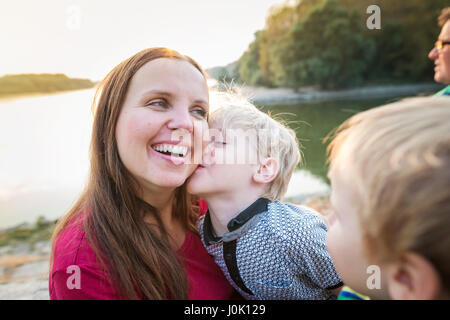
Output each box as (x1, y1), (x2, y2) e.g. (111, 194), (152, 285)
(326, 96), (450, 299)
(187, 92), (342, 300)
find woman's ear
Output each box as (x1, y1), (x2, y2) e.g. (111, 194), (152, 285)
(253, 158), (279, 184)
(387, 252), (441, 300)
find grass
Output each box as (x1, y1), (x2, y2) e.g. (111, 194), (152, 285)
(0, 217), (57, 249)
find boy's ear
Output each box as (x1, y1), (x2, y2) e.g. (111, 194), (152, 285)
(386, 252), (441, 300)
(253, 158), (279, 184)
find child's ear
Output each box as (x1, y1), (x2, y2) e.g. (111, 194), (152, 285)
(253, 158), (279, 184)
(386, 252), (441, 300)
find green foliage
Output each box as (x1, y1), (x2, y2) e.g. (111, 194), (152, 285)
(235, 0), (448, 89)
(0, 217), (56, 248)
(216, 67), (232, 83)
(368, 21), (416, 80)
(343, 0), (448, 82)
(273, 0), (375, 89)
(0, 73), (95, 97)
(258, 3), (301, 86)
(238, 31), (265, 85)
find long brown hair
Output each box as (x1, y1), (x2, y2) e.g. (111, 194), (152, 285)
(51, 48), (206, 299)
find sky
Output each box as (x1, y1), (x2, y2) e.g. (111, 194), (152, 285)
(0, 0), (288, 81)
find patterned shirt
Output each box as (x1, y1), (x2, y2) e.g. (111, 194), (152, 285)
(197, 198), (343, 300)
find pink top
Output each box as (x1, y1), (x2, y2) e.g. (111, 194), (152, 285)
(49, 202), (235, 300)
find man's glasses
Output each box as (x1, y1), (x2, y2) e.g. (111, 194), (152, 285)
(435, 40), (450, 52)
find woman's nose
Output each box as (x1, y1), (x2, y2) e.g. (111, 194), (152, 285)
(429, 47), (439, 60)
(167, 107), (194, 132)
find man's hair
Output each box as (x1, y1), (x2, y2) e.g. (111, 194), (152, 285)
(438, 7), (450, 27)
(326, 97), (450, 291)
(209, 91), (301, 201)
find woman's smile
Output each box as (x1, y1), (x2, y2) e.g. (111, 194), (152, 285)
(149, 141), (191, 166)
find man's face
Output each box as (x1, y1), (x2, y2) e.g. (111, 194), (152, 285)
(429, 20), (450, 85)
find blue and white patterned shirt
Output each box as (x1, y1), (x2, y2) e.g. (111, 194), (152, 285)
(197, 198), (343, 300)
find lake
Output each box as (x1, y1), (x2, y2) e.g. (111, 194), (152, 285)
(0, 89), (421, 229)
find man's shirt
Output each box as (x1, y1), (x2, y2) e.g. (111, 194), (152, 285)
(435, 85), (450, 96)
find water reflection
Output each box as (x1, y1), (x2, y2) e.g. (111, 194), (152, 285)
(0, 89), (95, 228)
(258, 98), (399, 182)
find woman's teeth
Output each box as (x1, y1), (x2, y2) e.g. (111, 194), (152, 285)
(152, 144), (188, 157)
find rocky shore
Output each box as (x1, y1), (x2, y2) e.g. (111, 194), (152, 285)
(0, 242), (50, 300)
(237, 83), (444, 105)
(0, 219), (55, 300)
(0, 195), (332, 300)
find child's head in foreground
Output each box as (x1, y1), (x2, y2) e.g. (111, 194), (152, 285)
(187, 91), (301, 202)
(326, 96), (450, 300)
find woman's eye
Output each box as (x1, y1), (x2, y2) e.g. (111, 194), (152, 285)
(146, 99), (167, 108)
(192, 107), (208, 118)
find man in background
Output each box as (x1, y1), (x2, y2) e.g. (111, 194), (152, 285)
(429, 7), (450, 96)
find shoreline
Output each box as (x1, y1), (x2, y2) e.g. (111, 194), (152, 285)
(236, 82), (444, 105)
(1, 82), (443, 105)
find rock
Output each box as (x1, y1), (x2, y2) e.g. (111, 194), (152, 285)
(10, 261), (49, 281)
(10, 244), (31, 256)
(31, 241), (51, 256)
(0, 246), (13, 256)
(0, 265), (7, 278)
(0, 278), (49, 300)
(245, 83), (443, 105)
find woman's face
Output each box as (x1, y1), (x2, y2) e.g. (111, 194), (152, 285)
(115, 58), (209, 193)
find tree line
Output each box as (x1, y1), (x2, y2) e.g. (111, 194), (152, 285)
(213, 0), (448, 89)
(0, 73), (95, 96)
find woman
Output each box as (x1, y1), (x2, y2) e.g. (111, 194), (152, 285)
(49, 47), (236, 299)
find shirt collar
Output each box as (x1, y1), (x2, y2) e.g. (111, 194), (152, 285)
(203, 198), (270, 244)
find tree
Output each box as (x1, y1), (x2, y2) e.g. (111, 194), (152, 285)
(238, 31), (265, 85)
(272, 0), (375, 89)
(258, 2), (299, 86)
(340, 0), (449, 81)
(216, 67), (232, 83)
(236, 0), (448, 89)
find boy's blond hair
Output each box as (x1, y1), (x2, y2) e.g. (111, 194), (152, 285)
(326, 97), (450, 291)
(209, 91), (301, 201)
